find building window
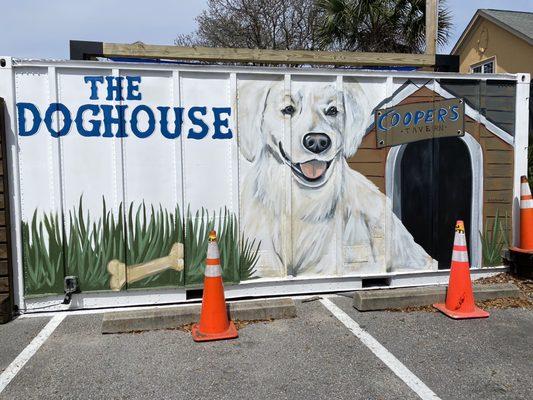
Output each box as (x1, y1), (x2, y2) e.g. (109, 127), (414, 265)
(471, 59), (495, 74)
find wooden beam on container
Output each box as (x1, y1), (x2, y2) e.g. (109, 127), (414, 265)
(98, 42), (435, 67)
(425, 0), (438, 55)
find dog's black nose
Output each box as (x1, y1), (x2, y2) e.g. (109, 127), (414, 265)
(303, 133), (331, 154)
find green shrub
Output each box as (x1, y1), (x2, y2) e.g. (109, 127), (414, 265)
(480, 209), (509, 267)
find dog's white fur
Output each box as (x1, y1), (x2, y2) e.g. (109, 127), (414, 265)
(238, 80), (436, 277)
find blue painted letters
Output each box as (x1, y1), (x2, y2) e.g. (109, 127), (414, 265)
(17, 75), (234, 140)
(187, 107), (209, 140)
(44, 103), (72, 137)
(75, 104), (101, 137)
(17, 103), (42, 136)
(212, 107), (233, 139)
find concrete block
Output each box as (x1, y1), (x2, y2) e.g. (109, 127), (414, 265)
(353, 286), (445, 311)
(353, 283), (521, 311)
(102, 297), (296, 334)
(472, 283), (521, 301)
(229, 298), (297, 321)
(101, 304), (200, 334)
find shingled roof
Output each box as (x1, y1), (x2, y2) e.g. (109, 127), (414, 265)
(452, 9), (533, 54)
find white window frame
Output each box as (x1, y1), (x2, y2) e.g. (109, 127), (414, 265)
(470, 57), (496, 74)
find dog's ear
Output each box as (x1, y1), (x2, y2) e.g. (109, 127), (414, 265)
(237, 81), (273, 162)
(342, 81), (372, 158)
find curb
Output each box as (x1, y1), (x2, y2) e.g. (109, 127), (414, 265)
(353, 283), (521, 311)
(101, 297), (297, 334)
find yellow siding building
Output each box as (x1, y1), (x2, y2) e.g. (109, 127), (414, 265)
(451, 9), (533, 75)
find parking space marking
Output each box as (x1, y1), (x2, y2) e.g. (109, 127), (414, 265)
(0, 314), (66, 394)
(320, 297), (440, 400)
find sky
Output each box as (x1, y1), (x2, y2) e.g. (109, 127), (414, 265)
(0, 0), (532, 59)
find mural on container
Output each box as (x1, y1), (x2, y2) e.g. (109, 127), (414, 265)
(238, 80), (435, 277)
(22, 201), (260, 295)
(24, 72), (516, 296)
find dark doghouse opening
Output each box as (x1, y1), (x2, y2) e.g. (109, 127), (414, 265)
(399, 137), (472, 269)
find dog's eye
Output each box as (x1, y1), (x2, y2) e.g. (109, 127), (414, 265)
(281, 105), (295, 116)
(325, 106), (338, 116)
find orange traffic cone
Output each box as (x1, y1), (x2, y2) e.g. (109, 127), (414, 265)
(433, 221), (489, 319)
(509, 176), (533, 277)
(519, 175), (533, 250)
(192, 230), (238, 342)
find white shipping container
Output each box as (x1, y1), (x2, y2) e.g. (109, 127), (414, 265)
(0, 57), (529, 312)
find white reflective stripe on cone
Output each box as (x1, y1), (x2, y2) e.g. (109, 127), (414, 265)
(205, 265), (222, 277)
(453, 232), (467, 247)
(521, 199), (533, 209)
(452, 250), (469, 263)
(521, 182), (532, 196)
(207, 241), (220, 259)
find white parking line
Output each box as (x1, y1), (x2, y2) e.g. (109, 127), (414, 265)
(0, 314), (66, 394)
(320, 297), (441, 400)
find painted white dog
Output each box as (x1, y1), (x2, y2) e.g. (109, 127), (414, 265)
(238, 79), (436, 278)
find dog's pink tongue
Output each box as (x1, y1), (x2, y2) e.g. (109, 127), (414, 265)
(300, 160), (327, 179)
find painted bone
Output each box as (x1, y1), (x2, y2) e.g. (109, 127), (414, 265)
(107, 243), (184, 291)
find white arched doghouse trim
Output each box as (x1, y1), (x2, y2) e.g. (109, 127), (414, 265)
(385, 132), (483, 268)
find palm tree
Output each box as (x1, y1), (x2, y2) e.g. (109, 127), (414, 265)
(316, 0), (452, 53)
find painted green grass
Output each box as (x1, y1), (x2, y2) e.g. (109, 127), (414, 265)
(22, 211), (64, 296)
(183, 207), (260, 286)
(66, 198), (125, 291)
(120, 202), (185, 290)
(480, 209), (509, 267)
(22, 198), (260, 296)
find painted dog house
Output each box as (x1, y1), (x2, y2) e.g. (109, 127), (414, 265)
(0, 58), (529, 312)
(348, 80), (520, 271)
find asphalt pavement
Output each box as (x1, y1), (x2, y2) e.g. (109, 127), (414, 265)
(0, 296), (531, 400)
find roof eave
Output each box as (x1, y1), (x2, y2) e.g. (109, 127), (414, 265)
(479, 10), (533, 47)
(451, 9), (533, 55)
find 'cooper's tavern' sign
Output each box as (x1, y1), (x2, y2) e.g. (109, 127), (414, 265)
(375, 98), (465, 148)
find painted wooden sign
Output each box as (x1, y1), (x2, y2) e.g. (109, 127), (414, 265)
(375, 98), (465, 148)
